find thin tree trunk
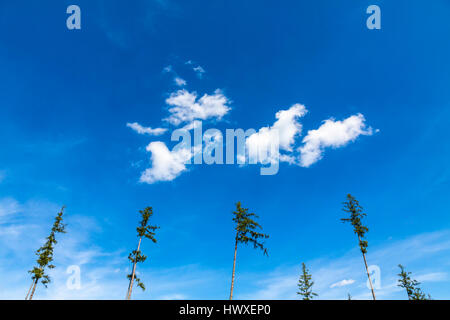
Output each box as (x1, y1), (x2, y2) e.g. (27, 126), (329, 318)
(359, 235), (376, 300)
(126, 237), (142, 300)
(29, 279), (38, 300)
(229, 238), (238, 300)
(25, 281), (34, 300)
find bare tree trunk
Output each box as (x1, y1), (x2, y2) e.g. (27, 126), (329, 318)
(359, 235), (376, 300)
(229, 238), (238, 300)
(29, 279), (38, 300)
(25, 281), (34, 300)
(126, 237), (142, 300)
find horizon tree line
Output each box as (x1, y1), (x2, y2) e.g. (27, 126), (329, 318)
(21, 196), (432, 300)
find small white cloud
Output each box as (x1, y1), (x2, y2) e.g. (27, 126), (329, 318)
(298, 113), (374, 167)
(184, 60), (205, 77)
(163, 65), (173, 73)
(140, 141), (193, 184)
(193, 65), (205, 78)
(126, 122), (167, 136)
(164, 89), (230, 126)
(330, 279), (356, 288)
(174, 77), (187, 86)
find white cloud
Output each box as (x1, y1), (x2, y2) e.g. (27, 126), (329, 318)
(162, 65), (187, 87)
(140, 141), (193, 184)
(246, 104), (307, 164)
(164, 89), (230, 126)
(298, 113), (374, 167)
(126, 122), (167, 136)
(184, 61), (205, 78)
(272, 104), (308, 151)
(193, 65), (205, 78)
(163, 65), (173, 73)
(174, 77), (187, 87)
(416, 272), (448, 282)
(0, 198), (21, 219)
(330, 279), (355, 288)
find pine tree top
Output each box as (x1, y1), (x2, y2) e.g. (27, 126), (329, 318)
(136, 207), (159, 242)
(127, 206), (160, 294)
(29, 206), (66, 286)
(397, 264), (430, 300)
(341, 194), (369, 254)
(232, 201), (269, 255)
(297, 262), (318, 300)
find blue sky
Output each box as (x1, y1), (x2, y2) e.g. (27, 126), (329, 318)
(1, 0), (450, 299)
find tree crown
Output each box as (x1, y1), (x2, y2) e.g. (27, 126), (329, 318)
(397, 264), (430, 300)
(136, 207), (159, 242)
(29, 206), (66, 286)
(297, 262), (318, 300)
(341, 194), (369, 254)
(128, 206), (159, 292)
(232, 202), (269, 255)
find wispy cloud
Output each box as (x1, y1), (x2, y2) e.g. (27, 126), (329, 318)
(0, 197), (21, 219)
(416, 272), (448, 282)
(193, 66), (205, 78)
(163, 65), (173, 73)
(126, 122), (167, 136)
(185, 61), (206, 78)
(174, 77), (187, 87)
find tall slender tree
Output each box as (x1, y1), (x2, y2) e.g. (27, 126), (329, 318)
(26, 206), (66, 300)
(229, 202), (269, 300)
(397, 264), (430, 300)
(126, 207), (159, 300)
(297, 262), (317, 300)
(341, 194), (376, 300)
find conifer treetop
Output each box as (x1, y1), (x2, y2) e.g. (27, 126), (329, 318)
(297, 262), (318, 300)
(397, 264), (430, 300)
(232, 201), (269, 255)
(341, 194), (369, 254)
(29, 206), (66, 287)
(136, 207), (159, 242)
(127, 206), (159, 294)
